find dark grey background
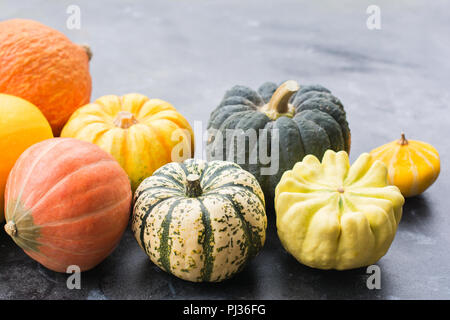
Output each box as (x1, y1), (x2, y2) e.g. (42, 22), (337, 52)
(0, 0), (449, 299)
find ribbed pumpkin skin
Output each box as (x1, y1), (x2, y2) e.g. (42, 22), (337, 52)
(132, 159), (267, 282)
(207, 82), (351, 200)
(0, 19), (92, 136)
(0, 94), (53, 221)
(4, 138), (132, 272)
(370, 135), (440, 197)
(275, 150), (404, 270)
(61, 94), (194, 191)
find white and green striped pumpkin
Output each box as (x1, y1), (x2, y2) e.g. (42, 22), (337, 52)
(132, 158), (267, 282)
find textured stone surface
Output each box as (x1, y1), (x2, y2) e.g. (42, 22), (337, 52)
(1, 0), (449, 299)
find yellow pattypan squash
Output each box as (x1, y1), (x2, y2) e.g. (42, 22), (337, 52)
(370, 133), (440, 197)
(275, 150), (404, 270)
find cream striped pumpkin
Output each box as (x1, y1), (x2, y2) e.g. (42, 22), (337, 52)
(132, 158), (267, 282)
(370, 133), (440, 197)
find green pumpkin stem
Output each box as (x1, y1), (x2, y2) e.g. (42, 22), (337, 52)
(268, 80), (300, 114)
(4, 221), (17, 237)
(186, 174), (202, 197)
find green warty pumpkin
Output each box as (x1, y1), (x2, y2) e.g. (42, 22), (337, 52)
(132, 158), (267, 282)
(206, 80), (351, 200)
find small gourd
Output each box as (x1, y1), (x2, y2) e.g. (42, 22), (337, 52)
(370, 133), (440, 197)
(132, 158), (267, 282)
(61, 93), (194, 191)
(275, 150), (404, 270)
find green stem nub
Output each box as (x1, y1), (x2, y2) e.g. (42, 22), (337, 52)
(4, 221), (17, 237)
(186, 174), (202, 198)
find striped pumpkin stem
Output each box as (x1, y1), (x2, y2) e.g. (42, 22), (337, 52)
(186, 174), (202, 197)
(398, 132), (409, 146)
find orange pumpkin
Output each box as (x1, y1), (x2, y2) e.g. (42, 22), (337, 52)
(4, 138), (132, 272)
(0, 19), (92, 136)
(0, 94), (54, 221)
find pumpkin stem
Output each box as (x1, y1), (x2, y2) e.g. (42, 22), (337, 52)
(186, 174), (202, 198)
(268, 80), (300, 114)
(114, 111), (138, 129)
(398, 132), (409, 145)
(4, 221), (17, 237)
(80, 44), (93, 61)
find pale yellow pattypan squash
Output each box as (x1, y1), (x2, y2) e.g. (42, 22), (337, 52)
(275, 150), (405, 270)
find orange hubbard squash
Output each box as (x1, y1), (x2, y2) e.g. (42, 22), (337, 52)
(0, 19), (92, 136)
(370, 133), (440, 197)
(3, 138), (132, 272)
(61, 93), (195, 191)
(0, 93), (54, 222)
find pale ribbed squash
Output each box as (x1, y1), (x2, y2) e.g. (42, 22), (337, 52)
(61, 93), (194, 191)
(370, 133), (440, 197)
(275, 150), (404, 270)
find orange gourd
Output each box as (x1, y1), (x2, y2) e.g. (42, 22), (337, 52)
(61, 93), (195, 191)
(370, 133), (440, 197)
(0, 93), (54, 221)
(4, 138), (132, 272)
(0, 19), (92, 136)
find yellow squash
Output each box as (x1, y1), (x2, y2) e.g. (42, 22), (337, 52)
(275, 150), (404, 270)
(370, 133), (440, 197)
(0, 93), (53, 221)
(61, 93), (194, 191)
